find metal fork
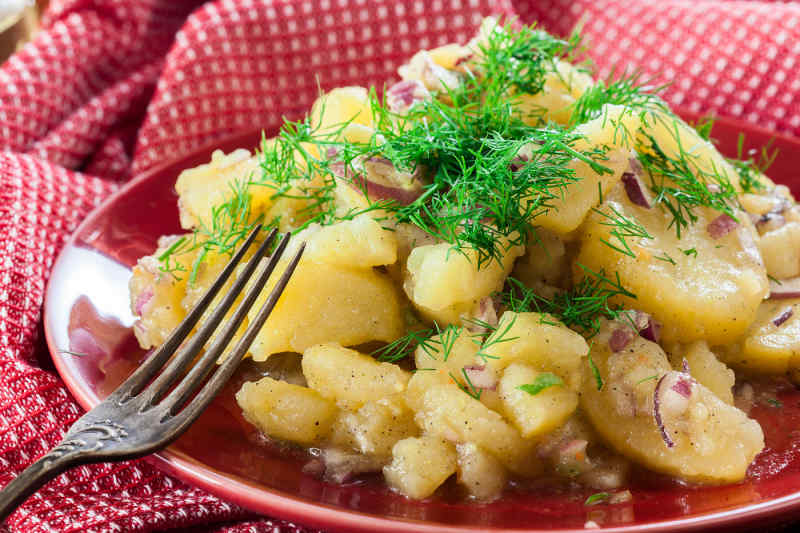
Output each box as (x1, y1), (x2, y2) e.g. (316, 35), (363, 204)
(0, 226), (303, 522)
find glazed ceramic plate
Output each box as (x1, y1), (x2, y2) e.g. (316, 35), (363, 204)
(44, 111), (800, 532)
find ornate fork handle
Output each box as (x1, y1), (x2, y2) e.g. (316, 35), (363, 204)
(0, 419), (129, 520)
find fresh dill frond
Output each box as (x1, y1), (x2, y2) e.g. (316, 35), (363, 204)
(569, 70), (669, 145)
(452, 368), (483, 400)
(592, 204), (653, 258)
(638, 120), (738, 238)
(517, 372), (564, 395)
(726, 132), (777, 194)
(501, 266), (634, 336)
(587, 345), (603, 390)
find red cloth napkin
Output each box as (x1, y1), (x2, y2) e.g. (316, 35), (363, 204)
(2, 0), (800, 531)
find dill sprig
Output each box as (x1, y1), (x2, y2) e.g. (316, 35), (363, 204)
(501, 266), (635, 336)
(727, 132), (776, 194)
(637, 122), (738, 238)
(569, 70), (669, 143)
(592, 204), (653, 258)
(158, 175), (263, 283)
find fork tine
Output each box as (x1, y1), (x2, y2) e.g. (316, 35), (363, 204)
(159, 232), (294, 412)
(168, 243), (305, 424)
(111, 225), (268, 401)
(138, 228), (282, 406)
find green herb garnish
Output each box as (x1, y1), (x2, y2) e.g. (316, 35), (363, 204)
(517, 372), (564, 395)
(585, 492), (610, 505)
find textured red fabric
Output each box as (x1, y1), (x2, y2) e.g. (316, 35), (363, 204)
(2, 0), (800, 531)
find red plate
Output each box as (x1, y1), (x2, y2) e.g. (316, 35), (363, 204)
(44, 111), (800, 532)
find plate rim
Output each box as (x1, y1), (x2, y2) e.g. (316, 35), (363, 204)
(43, 110), (800, 532)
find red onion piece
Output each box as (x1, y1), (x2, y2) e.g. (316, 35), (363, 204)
(681, 357), (690, 374)
(707, 214), (739, 239)
(386, 79), (431, 113)
(757, 212), (786, 234)
(628, 156), (644, 176)
(468, 296), (499, 334)
(768, 277), (800, 300)
(653, 374), (676, 448)
(134, 288), (153, 316)
(621, 172), (651, 208)
(639, 318), (662, 344)
(321, 449), (384, 483)
(653, 372), (694, 448)
(670, 376), (693, 398)
(350, 175), (424, 205)
(609, 327), (635, 352)
(707, 183), (722, 194)
(554, 439), (593, 476)
(463, 364), (497, 390)
(773, 307), (794, 327)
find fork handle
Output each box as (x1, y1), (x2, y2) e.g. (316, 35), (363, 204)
(0, 447), (78, 524)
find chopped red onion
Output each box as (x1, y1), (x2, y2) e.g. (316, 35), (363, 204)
(621, 172), (651, 208)
(321, 449), (384, 483)
(469, 296), (499, 334)
(628, 156), (644, 176)
(386, 79), (431, 113)
(350, 175), (424, 205)
(555, 439), (593, 476)
(454, 52), (474, 67)
(681, 357), (690, 374)
(773, 307), (794, 327)
(639, 318), (662, 344)
(707, 183), (722, 194)
(653, 372), (694, 448)
(463, 364), (497, 390)
(757, 212), (786, 234)
(509, 153), (529, 173)
(653, 375), (675, 448)
(707, 214), (739, 239)
(768, 277), (800, 300)
(326, 146), (339, 159)
(632, 310), (650, 331)
(134, 288), (153, 316)
(670, 376), (693, 398)
(609, 327), (635, 352)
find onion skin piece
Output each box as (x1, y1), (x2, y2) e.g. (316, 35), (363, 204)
(773, 307), (794, 327)
(463, 364), (497, 391)
(621, 172), (651, 208)
(608, 327), (635, 352)
(707, 214), (739, 239)
(768, 277), (800, 300)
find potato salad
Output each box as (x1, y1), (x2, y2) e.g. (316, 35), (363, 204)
(129, 18), (799, 501)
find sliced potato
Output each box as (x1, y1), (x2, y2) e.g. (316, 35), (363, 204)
(576, 181), (768, 345)
(668, 341), (735, 404)
(329, 396), (419, 457)
(456, 442), (507, 501)
(482, 311), (588, 390)
(499, 362), (579, 438)
(303, 343), (411, 410)
(248, 257), (404, 359)
(236, 377), (337, 445)
(581, 323), (764, 484)
(384, 435), (458, 499)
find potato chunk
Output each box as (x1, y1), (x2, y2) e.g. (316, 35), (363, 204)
(536, 104), (641, 233)
(175, 149), (266, 231)
(248, 257), (404, 359)
(721, 298), (800, 375)
(329, 397), (419, 457)
(384, 435), (457, 499)
(309, 86), (373, 135)
(456, 442), (507, 501)
(129, 236), (192, 349)
(759, 222), (800, 279)
(482, 312), (588, 389)
(295, 214), (398, 269)
(576, 182), (768, 344)
(303, 343), (411, 410)
(581, 324), (764, 484)
(413, 382), (538, 476)
(499, 362), (579, 438)
(668, 341), (735, 404)
(236, 377), (337, 445)
(404, 240), (523, 318)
